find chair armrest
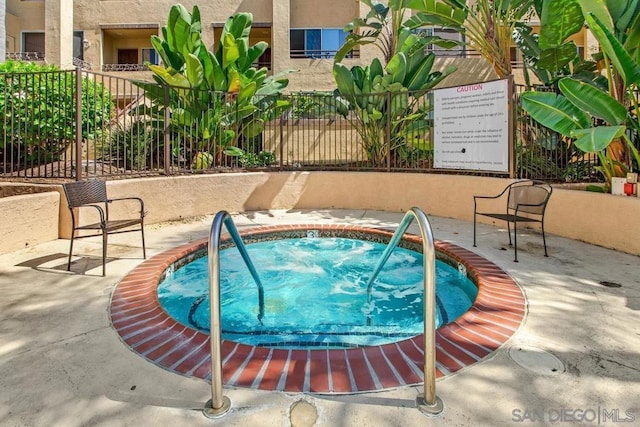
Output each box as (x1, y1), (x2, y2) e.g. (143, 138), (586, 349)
(473, 184), (511, 201)
(74, 203), (107, 224)
(474, 194), (502, 201)
(108, 196), (145, 217)
(473, 185), (511, 212)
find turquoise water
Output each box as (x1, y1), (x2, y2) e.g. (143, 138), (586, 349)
(157, 237), (477, 348)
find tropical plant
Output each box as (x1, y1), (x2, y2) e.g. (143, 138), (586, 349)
(402, 0), (537, 78)
(520, 1), (640, 190)
(513, 0), (601, 88)
(333, 22), (456, 164)
(239, 150), (276, 168)
(290, 91), (336, 120)
(107, 120), (165, 171)
(135, 4), (292, 170)
(0, 60), (112, 166)
(335, 0), (464, 64)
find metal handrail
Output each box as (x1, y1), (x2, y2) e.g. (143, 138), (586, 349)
(203, 211), (265, 418)
(365, 207), (444, 415)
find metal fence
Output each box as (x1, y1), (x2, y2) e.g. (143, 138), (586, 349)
(1, 68), (636, 182)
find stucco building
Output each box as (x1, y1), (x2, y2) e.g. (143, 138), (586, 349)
(5, 0), (594, 90)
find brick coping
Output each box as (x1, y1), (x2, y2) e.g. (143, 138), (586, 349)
(110, 224), (526, 394)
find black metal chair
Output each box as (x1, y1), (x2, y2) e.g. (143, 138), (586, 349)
(62, 180), (146, 276)
(473, 180), (552, 262)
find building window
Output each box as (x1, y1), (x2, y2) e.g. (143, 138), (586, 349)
(21, 31), (85, 61)
(22, 32), (45, 59)
(73, 31), (84, 61)
(117, 49), (139, 64)
(141, 48), (159, 65)
(290, 28), (349, 59)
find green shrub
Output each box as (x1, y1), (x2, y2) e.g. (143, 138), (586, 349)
(0, 60), (113, 165)
(239, 150), (276, 168)
(107, 120), (164, 171)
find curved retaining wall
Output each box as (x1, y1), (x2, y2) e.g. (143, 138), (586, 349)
(0, 191), (60, 254)
(91, 172), (640, 256)
(2, 172), (638, 256)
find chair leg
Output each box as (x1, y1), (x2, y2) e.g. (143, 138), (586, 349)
(513, 221), (518, 262)
(140, 224), (146, 259)
(67, 233), (75, 271)
(102, 229), (107, 276)
(507, 220), (513, 246)
(473, 213), (477, 247)
(541, 220), (548, 257)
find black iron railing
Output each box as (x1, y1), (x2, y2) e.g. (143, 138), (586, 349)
(1, 68), (635, 182)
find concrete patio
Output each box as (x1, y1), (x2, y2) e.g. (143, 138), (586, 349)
(0, 209), (638, 426)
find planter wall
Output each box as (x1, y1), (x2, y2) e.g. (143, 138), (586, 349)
(95, 173), (640, 256)
(2, 173), (638, 256)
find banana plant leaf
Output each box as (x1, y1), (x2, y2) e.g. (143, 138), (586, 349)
(150, 36), (183, 71)
(570, 125), (626, 152)
(221, 104), (258, 125)
(538, 0), (584, 49)
(203, 52), (226, 91)
(147, 64), (191, 88)
(172, 108), (193, 127)
(586, 13), (640, 85)
(242, 118), (265, 139)
(237, 81), (257, 104)
(131, 80), (164, 104)
(386, 52), (408, 85)
(576, 0), (614, 30)
(609, 0), (640, 32)
(537, 42), (579, 73)
(625, 13), (640, 61)
(238, 42), (269, 71)
(222, 12), (252, 40)
(520, 91), (591, 136)
(256, 73), (294, 96)
(185, 53), (204, 88)
(406, 136), (433, 151)
(404, 1), (467, 27)
(395, 117), (431, 136)
(167, 4), (192, 52)
(333, 63), (358, 102)
(405, 54), (435, 91)
(224, 146), (244, 156)
(389, 93), (409, 117)
(558, 77), (628, 125)
(222, 33), (240, 70)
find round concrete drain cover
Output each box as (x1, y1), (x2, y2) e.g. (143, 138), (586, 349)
(509, 345), (565, 376)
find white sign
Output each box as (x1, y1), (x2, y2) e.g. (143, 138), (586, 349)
(433, 79), (510, 172)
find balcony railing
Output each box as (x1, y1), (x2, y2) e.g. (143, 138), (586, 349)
(6, 52), (46, 61)
(290, 49), (359, 59)
(425, 48), (525, 68)
(102, 64), (150, 72)
(73, 57), (93, 70)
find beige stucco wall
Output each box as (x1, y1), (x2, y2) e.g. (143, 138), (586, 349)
(283, 57), (500, 92)
(9, 0), (502, 91)
(7, 0), (45, 32)
(0, 191), (59, 255)
(290, 0), (358, 28)
(263, 120), (366, 162)
(49, 173), (640, 257)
